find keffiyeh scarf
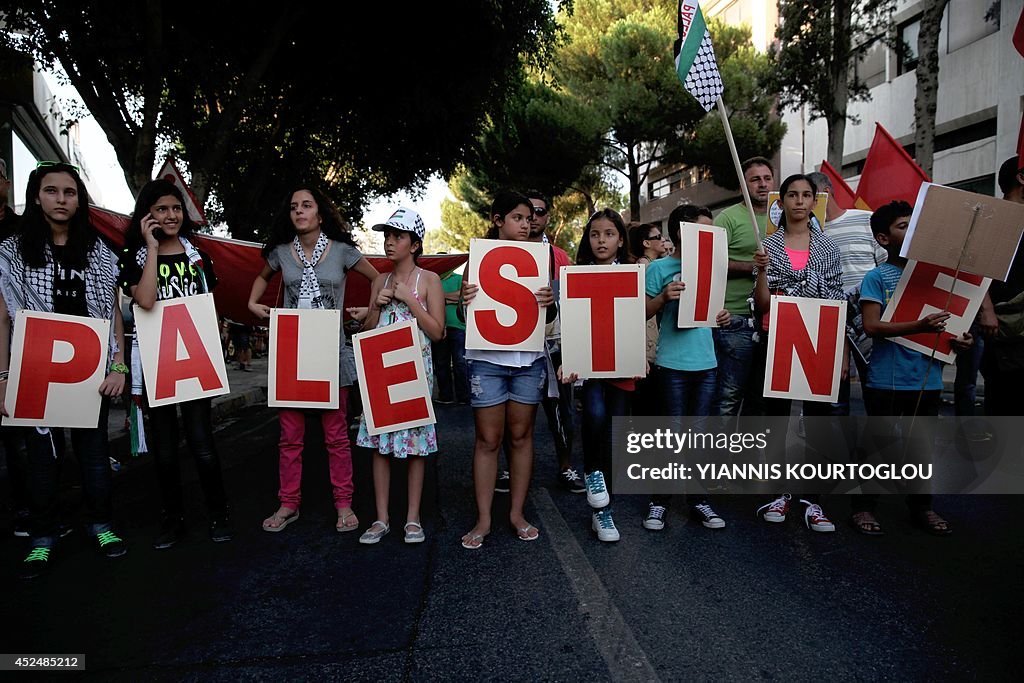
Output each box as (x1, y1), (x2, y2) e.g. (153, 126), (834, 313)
(294, 232), (328, 309)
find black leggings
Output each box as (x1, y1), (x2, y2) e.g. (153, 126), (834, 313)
(148, 398), (228, 519)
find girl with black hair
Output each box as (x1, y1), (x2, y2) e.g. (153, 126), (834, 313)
(752, 174), (845, 533)
(248, 186), (378, 534)
(459, 190), (555, 549)
(560, 209), (635, 542)
(0, 162), (127, 579)
(119, 178), (231, 549)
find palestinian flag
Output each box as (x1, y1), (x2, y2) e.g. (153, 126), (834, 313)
(674, 0), (723, 112)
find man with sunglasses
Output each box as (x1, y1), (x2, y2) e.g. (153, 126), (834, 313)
(520, 189), (585, 494)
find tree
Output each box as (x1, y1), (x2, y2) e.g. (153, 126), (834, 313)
(912, 0), (949, 177)
(555, 0), (706, 217)
(0, 1), (559, 240)
(773, 0), (893, 168)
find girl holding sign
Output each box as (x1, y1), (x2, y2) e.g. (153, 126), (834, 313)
(0, 162), (127, 579)
(560, 209), (636, 542)
(248, 187), (378, 534)
(752, 174), (844, 533)
(354, 208), (444, 545)
(120, 179), (231, 549)
(459, 191), (555, 549)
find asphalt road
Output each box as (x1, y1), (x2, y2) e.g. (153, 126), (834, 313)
(2, 401), (1022, 681)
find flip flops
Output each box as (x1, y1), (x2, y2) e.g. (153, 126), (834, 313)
(461, 532), (487, 550)
(515, 524), (540, 542)
(336, 509), (359, 533)
(262, 508), (299, 533)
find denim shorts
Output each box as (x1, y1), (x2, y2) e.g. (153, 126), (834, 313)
(468, 358), (547, 408)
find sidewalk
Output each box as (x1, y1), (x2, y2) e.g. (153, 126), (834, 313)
(107, 354), (269, 461)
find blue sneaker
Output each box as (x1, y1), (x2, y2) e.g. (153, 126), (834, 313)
(585, 471), (609, 509)
(592, 509), (620, 542)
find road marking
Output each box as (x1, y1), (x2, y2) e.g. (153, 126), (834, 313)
(531, 488), (662, 683)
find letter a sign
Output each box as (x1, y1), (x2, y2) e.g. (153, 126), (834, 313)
(134, 293), (230, 407)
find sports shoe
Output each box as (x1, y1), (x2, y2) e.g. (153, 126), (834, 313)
(153, 517), (186, 550)
(13, 512), (30, 538)
(20, 546), (51, 580)
(592, 509), (620, 542)
(691, 501), (726, 529)
(558, 467), (586, 494)
(494, 470), (511, 493)
(801, 500), (836, 532)
(209, 517), (233, 543)
(585, 471), (610, 509)
(95, 530), (127, 558)
(757, 494), (791, 523)
(643, 502), (666, 530)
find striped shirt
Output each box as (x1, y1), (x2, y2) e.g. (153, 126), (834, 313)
(823, 209), (887, 293)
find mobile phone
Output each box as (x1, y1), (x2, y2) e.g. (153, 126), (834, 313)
(147, 213), (169, 240)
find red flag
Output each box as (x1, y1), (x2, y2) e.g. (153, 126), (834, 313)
(819, 160), (857, 210)
(854, 123), (930, 211)
(88, 205), (468, 325)
(1016, 6), (1024, 168)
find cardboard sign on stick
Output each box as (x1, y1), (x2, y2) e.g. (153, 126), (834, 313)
(268, 309), (340, 408)
(763, 296), (847, 402)
(677, 223), (729, 328)
(901, 183), (1024, 280)
(559, 265), (646, 379)
(134, 293), (230, 407)
(465, 239), (549, 351)
(2, 312), (109, 428)
(354, 320), (435, 436)
(881, 260), (990, 364)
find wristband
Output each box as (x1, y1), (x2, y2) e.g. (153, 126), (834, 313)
(0, 370), (8, 381)
(109, 362), (129, 375)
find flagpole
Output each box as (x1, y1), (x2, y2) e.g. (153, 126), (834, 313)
(716, 96), (763, 252)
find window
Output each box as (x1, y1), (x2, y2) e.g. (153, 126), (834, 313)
(854, 38), (886, 89)
(946, 0), (999, 53)
(897, 17), (920, 75)
(948, 174), (995, 196)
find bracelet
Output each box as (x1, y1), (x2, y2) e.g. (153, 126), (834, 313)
(0, 370), (8, 381)
(109, 362), (129, 375)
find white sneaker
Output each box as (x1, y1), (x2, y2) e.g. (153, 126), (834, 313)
(800, 500), (836, 532)
(592, 509), (620, 542)
(585, 470), (610, 509)
(756, 494), (791, 523)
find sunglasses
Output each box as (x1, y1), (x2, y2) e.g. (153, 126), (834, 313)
(646, 233), (663, 241)
(532, 206), (548, 217)
(36, 160), (80, 172)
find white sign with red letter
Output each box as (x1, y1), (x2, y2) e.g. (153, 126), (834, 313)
(763, 296), (847, 402)
(465, 239), (549, 352)
(354, 319), (435, 436)
(677, 223), (728, 328)
(134, 293), (230, 407)
(881, 260), (991, 364)
(559, 265), (646, 379)
(268, 309), (340, 409)
(3, 312), (109, 428)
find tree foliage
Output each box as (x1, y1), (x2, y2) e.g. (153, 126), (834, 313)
(0, 0), (559, 240)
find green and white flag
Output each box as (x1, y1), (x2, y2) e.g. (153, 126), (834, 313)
(674, 1), (723, 112)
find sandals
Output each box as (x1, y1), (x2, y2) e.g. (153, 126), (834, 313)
(849, 511), (885, 536)
(359, 521), (390, 544)
(336, 509), (359, 533)
(404, 522), (425, 544)
(514, 524), (540, 542)
(262, 508), (299, 533)
(461, 532), (487, 550)
(913, 510), (953, 537)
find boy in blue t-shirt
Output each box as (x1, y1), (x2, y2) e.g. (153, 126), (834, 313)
(856, 200), (973, 537)
(642, 205), (730, 532)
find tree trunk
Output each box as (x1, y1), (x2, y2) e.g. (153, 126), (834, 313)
(827, 0), (853, 168)
(627, 146), (641, 219)
(913, 0), (947, 177)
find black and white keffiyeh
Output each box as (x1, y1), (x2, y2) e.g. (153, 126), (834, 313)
(753, 227), (844, 302)
(294, 232), (328, 308)
(0, 235), (120, 354)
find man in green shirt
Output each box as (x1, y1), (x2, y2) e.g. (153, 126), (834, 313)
(432, 269), (469, 404)
(713, 156), (774, 416)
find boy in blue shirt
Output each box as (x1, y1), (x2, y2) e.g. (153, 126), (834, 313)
(856, 200), (972, 536)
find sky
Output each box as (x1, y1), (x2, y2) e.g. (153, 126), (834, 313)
(40, 71), (452, 246)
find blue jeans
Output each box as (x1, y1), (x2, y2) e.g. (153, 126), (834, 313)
(580, 379), (629, 477)
(26, 399), (113, 547)
(432, 327), (470, 403)
(713, 316), (761, 416)
(954, 322), (984, 416)
(652, 367), (716, 507)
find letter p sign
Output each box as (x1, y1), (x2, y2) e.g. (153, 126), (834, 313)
(3, 311), (109, 428)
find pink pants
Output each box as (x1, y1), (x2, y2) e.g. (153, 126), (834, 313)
(276, 387), (353, 510)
